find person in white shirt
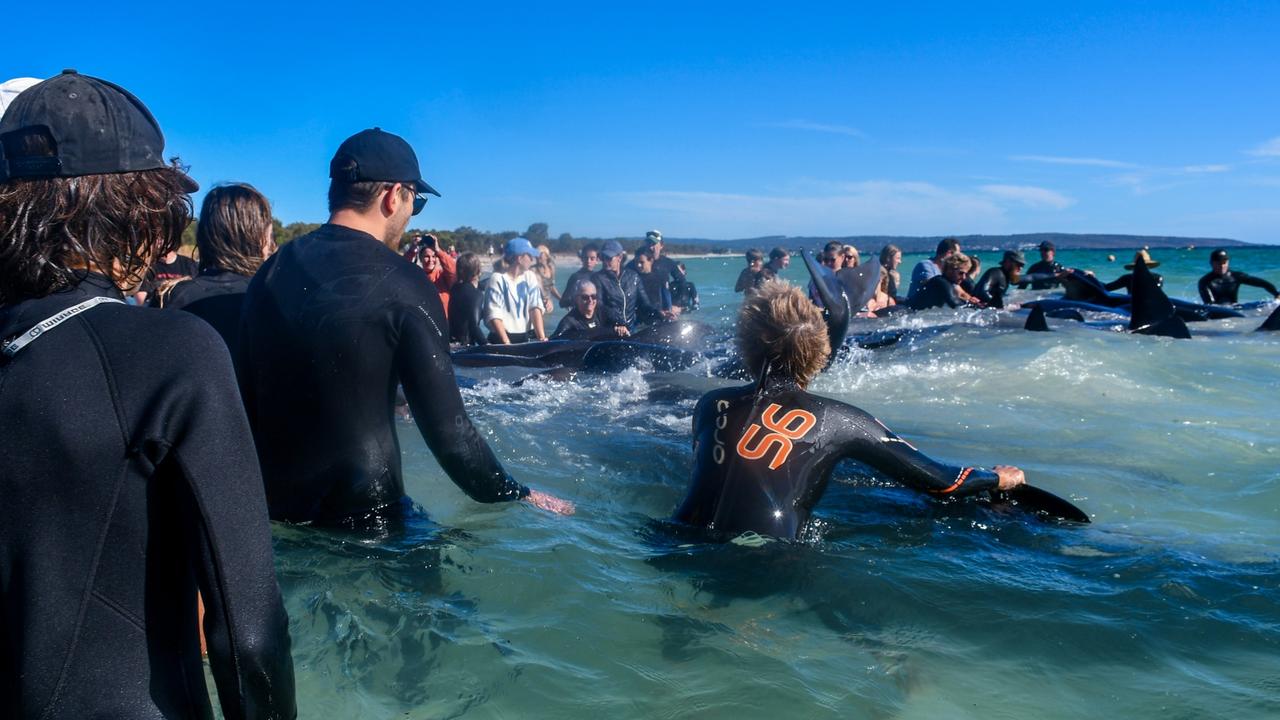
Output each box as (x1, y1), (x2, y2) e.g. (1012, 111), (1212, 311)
(485, 236), (547, 343)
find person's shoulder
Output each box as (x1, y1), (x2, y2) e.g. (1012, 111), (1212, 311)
(110, 303), (230, 361)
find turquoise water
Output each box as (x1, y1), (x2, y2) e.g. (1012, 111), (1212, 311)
(257, 245), (1279, 719)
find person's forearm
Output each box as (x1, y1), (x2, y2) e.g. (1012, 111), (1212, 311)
(530, 309), (547, 341)
(488, 318), (510, 344)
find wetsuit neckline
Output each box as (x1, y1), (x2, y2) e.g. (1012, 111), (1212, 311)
(1, 272), (124, 341)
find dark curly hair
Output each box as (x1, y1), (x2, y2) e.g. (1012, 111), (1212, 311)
(0, 166), (193, 304)
(196, 183), (273, 277)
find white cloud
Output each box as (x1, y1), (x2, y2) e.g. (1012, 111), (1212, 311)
(766, 119), (866, 139)
(616, 180), (1080, 237)
(1010, 154), (1137, 169)
(1182, 164), (1231, 173)
(1246, 137), (1280, 157)
(978, 184), (1075, 210)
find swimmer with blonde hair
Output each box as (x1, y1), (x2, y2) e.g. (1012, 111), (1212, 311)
(673, 281), (1024, 539)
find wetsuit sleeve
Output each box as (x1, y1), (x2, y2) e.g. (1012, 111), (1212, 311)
(1237, 272), (1279, 296)
(944, 280), (964, 308)
(396, 300), (529, 502)
(166, 329), (296, 719)
(832, 406), (999, 497)
(467, 288), (488, 346)
(1198, 274), (1215, 303)
(734, 268), (752, 292)
(1103, 275), (1127, 292)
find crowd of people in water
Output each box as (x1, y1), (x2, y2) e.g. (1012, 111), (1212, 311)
(1, 72), (1277, 719)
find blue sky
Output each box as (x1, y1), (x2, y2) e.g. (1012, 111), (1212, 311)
(5, 2), (1279, 242)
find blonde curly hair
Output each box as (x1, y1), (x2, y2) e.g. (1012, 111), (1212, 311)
(737, 281), (830, 387)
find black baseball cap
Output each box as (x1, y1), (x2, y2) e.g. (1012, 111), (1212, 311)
(1210, 248), (1229, 262)
(329, 128), (439, 197)
(0, 69), (197, 191)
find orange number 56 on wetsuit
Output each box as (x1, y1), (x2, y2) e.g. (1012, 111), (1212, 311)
(735, 403), (817, 470)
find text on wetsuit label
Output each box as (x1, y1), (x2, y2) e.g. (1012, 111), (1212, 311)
(736, 403), (817, 470)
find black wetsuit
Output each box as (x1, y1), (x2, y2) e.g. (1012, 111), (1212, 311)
(734, 267), (763, 293)
(239, 223), (527, 524)
(0, 274), (295, 719)
(138, 253), (198, 299)
(974, 267), (1012, 308)
(669, 277), (699, 311)
(1198, 270), (1278, 305)
(907, 274), (964, 310)
(1021, 259), (1065, 289)
(162, 270), (252, 363)
(559, 266), (597, 309)
(629, 255), (678, 307)
(551, 308), (607, 339)
(593, 266), (661, 331)
(447, 281), (487, 347)
(673, 374), (1000, 539)
(1104, 272), (1162, 293)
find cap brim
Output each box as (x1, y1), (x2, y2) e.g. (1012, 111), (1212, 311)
(415, 179), (440, 197)
(176, 171), (199, 193)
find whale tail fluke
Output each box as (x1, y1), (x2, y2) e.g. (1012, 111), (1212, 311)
(1024, 305), (1050, 332)
(1258, 304), (1280, 332)
(1129, 256), (1191, 339)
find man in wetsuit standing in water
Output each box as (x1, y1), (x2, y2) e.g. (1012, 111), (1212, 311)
(240, 128), (572, 523)
(1197, 248), (1279, 305)
(674, 282), (1024, 539)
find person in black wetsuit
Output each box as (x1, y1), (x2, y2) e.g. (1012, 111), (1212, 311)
(668, 261), (699, 312)
(973, 250), (1025, 309)
(673, 282), (1025, 539)
(559, 242), (600, 309)
(0, 71), (295, 719)
(734, 248), (766, 293)
(908, 252), (982, 310)
(239, 128), (572, 524)
(632, 245), (679, 317)
(160, 182), (275, 364)
(552, 277), (611, 339)
(1020, 240), (1066, 290)
(448, 251), (488, 346)
(1197, 248), (1279, 305)
(1105, 249), (1163, 294)
(627, 230), (679, 306)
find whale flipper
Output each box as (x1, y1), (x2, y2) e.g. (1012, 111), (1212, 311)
(1128, 257), (1191, 339)
(1024, 305), (1050, 332)
(1258, 304), (1280, 332)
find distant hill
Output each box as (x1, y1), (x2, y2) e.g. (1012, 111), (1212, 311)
(674, 233), (1253, 254)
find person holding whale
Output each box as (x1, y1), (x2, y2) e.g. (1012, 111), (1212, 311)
(673, 281), (1025, 540)
(1197, 248), (1279, 305)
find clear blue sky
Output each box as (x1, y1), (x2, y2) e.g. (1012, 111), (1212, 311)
(6, 2), (1279, 242)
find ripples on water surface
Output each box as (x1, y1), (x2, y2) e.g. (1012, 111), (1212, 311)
(247, 248), (1279, 718)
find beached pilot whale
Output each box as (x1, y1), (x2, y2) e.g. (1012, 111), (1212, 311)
(1257, 304), (1280, 332)
(1024, 257), (1191, 339)
(1022, 268), (1242, 323)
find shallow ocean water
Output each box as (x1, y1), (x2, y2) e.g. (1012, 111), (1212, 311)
(242, 246), (1279, 719)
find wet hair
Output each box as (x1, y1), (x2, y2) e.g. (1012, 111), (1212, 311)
(737, 281), (830, 388)
(877, 266), (892, 294)
(579, 242), (600, 258)
(195, 183), (273, 277)
(0, 160), (193, 303)
(327, 156), (410, 213)
(822, 241), (843, 254)
(879, 244), (901, 266)
(943, 252), (970, 274)
(935, 237), (960, 257)
(456, 252), (482, 283)
(769, 247), (788, 261)
(746, 248), (764, 263)
(634, 246), (655, 261)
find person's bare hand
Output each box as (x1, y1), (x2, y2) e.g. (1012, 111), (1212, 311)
(614, 325), (630, 337)
(526, 489), (575, 515)
(994, 465), (1026, 490)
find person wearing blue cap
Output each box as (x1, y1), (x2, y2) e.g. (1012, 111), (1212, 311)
(239, 128), (573, 526)
(486, 236), (549, 344)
